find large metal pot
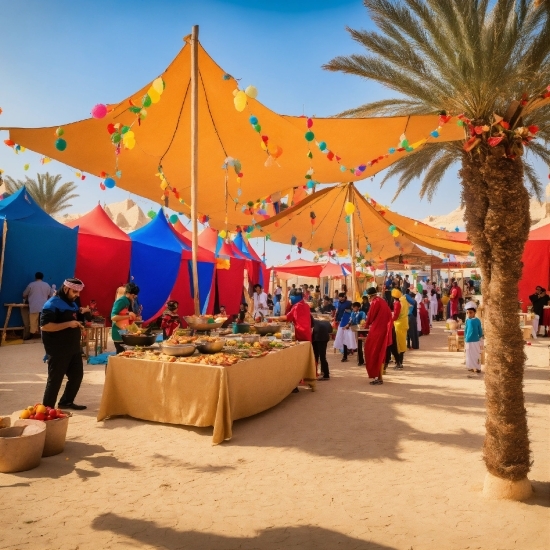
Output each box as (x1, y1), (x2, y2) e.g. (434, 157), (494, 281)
(196, 340), (225, 354)
(121, 333), (158, 347)
(184, 317), (227, 331)
(159, 343), (196, 357)
(253, 324), (282, 335)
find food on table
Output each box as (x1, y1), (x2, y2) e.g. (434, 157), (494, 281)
(274, 332), (282, 339)
(166, 335), (197, 345)
(19, 403), (67, 421)
(195, 336), (223, 343)
(224, 339), (238, 347)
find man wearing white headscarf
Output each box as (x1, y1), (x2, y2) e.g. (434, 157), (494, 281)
(40, 278), (87, 410)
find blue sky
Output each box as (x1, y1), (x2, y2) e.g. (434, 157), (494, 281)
(0, 0), (546, 264)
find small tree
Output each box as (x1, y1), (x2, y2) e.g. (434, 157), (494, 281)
(4, 172), (79, 215)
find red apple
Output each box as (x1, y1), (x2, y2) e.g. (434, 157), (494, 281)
(29, 414), (35, 419)
(48, 409), (57, 419)
(34, 412), (46, 421)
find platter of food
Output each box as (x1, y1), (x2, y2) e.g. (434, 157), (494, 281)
(184, 315), (228, 331)
(253, 322), (282, 335)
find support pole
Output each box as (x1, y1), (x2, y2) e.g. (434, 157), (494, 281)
(348, 184), (358, 301)
(190, 24), (200, 315)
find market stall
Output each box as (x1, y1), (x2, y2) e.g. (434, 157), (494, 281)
(97, 340), (315, 444)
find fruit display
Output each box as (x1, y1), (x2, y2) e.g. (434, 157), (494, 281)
(19, 403), (68, 422)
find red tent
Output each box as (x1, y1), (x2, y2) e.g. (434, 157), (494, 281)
(272, 259), (321, 278)
(66, 205), (131, 320)
(519, 223), (550, 310)
(197, 228), (247, 317)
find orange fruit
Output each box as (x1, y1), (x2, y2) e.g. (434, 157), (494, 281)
(19, 409), (31, 419)
(35, 404), (47, 414)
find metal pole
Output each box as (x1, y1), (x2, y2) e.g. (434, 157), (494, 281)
(348, 184), (358, 301)
(190, 24), (200, 315)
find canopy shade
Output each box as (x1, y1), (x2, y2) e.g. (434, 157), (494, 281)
(272, 259), (348, 279)
(0, 188), (77, 327)
(255, 183), (472, 261)
(3, 41), (464, 230)
(65, 205), (131, 319)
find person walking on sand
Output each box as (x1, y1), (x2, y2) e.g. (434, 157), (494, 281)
(464, 301), (483, 374)
(363, 287), (392, 385)
(313, 318), (333, 380)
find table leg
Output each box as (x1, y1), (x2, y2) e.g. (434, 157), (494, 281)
(1, 306), (13, 346)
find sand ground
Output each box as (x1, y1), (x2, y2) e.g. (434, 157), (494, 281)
(0, 324), (548, 550)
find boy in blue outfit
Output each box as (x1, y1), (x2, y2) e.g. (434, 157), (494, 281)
(464, 301), (483, 374)
(349, 301), (366, 365)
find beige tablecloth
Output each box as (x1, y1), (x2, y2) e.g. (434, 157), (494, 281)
(97, 342), (316, 444)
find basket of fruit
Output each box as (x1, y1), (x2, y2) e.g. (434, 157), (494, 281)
(18, 404), (70, 457)
(0, 419), (46, 473)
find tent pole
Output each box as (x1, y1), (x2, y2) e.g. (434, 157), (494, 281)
(348, 184), (358, 301)
(190, 24), (200, 315)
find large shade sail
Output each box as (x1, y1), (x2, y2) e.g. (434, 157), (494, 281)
(2, 41), (464, 229)
(255, 183), (472, 261)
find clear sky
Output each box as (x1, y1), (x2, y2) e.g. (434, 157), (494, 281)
(0, 0), (546, 265)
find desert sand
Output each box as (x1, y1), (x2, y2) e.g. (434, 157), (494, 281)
(0, 324), (548, 550)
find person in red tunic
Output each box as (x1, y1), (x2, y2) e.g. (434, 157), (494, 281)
(418, 300), (431, 335)
(449, 281), (460, 320)
(363, 287), (393, 385)
(274, 289), (314, 393)
(274, 289), (313, 342)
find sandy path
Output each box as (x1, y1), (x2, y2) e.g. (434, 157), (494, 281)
(0, 325), (548, 550)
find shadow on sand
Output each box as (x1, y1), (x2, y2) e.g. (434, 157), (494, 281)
(91, 512), (399, 550)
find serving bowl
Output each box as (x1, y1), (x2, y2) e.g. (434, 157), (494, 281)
(159, 343), (196, 357)
(121, 333), (158, 347)
(241, 334), (260, 344)
(184, 316), (228, 331)
(196, 340), (225, 354)
(253, 324), (282, 335)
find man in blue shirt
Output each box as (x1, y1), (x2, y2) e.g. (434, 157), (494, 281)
(384, 275), (393, 305)
(41, 278), (87, 410)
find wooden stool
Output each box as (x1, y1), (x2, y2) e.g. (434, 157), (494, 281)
(81, 324), (108, 359)
(448, 334), (458, 352)
(1, 304), (28, 345)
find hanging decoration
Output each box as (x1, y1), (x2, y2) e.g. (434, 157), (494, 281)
(300, 112), (452, 179)
(100, 77), (165, 177)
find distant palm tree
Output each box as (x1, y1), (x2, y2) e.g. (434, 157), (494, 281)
(4, 172), (79, 215)
(325, 0), (550, 499)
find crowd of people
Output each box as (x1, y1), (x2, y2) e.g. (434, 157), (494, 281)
(23, 264), (550, 411)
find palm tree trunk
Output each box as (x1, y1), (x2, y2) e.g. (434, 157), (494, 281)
(460, 149), (532, 500)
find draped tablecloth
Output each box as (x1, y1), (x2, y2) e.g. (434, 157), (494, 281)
(97, 342), (316, 444)
(542, 308), (550, 327)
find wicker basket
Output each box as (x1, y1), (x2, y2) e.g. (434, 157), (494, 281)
(0, 419), (46, 473)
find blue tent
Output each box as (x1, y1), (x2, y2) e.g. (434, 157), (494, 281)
(129, 210), (214, 320)
(0, 187), (77, 327)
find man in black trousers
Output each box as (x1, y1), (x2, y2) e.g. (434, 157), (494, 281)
(41, 278), (87, 410)
(313, 318), (333, 380)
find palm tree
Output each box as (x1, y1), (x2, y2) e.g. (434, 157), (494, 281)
(4, 172), (79, 215)
(325, 0), (550, 500)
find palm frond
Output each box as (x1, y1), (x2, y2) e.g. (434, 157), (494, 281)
(2, 172), (79, 214)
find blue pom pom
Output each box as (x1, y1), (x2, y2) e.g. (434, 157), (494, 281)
(431, 130), (440, 138)
(388, 147), (396, 154)
(249, 115), (258, 125)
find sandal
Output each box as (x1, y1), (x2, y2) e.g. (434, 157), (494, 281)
(369, 378), (383, 385)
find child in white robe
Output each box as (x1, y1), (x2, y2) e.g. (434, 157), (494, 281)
(464, 302), (483, 374)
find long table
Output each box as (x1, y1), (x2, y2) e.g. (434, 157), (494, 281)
(97, 342), (316, 444)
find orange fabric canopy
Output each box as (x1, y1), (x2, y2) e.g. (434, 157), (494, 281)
(255, 183), (472, 261)
(2, 41), (464, 230)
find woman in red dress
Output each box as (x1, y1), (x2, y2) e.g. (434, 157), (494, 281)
(363, 288), (393, 385)
(418, 300), (431, 335)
